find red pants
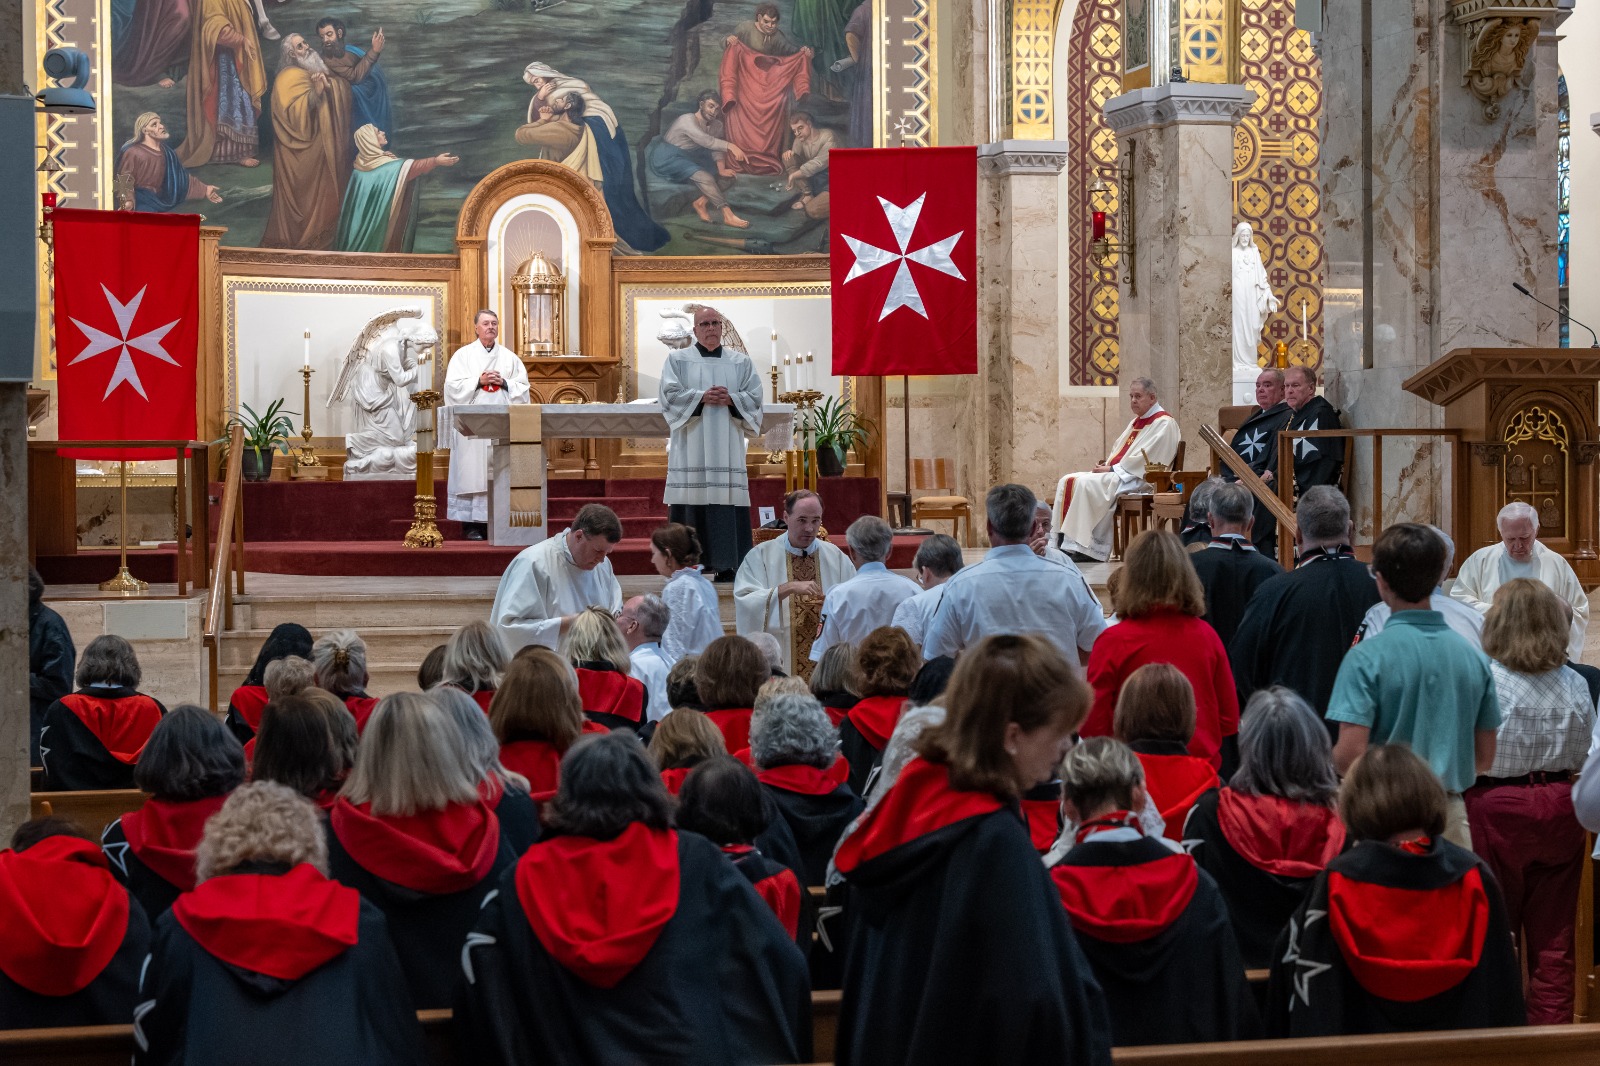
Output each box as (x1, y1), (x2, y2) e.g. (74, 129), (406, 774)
(1464, 780), (1585, 1025)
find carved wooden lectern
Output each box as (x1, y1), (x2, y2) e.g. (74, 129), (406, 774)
(1404, 348), (1600, 586)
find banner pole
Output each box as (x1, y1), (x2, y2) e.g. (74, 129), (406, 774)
(100, 460), (148, 594)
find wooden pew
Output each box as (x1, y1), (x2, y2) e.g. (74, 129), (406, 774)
(29, 790), (146, 838)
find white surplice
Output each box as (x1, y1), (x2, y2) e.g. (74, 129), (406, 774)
(490, 530), (623, 652)
(660, 566), (725, 659)
(733, 535), (855, 672)
(658, 345), (764, 506)
(443, 341), (530, 523)
(1050, 406), (1181, 562)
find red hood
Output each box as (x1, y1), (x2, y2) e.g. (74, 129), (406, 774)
(0, 837), (129, 996)
(517, 824), (679, 988)
(122, 794), (230, 891)
(705, 708), (754, 754)
(228, 686), (271, 731)
(60, 692), (164, 764)
(500, 739), (563, 796)
(330, 798), (500, 894)
(344, 695), (378, 733)
(757, 755), (849, 796)
(835, 759), (1004, 874)
(1021, 798), (1062, 852)
(1218, 790), (1345, 877)
(471, 689), (495, 713)
(1135, 753), (1218, 841)
(1327, 864), (1489, 1002)
(1051, 849), (1198, 943)
(173, 865), (360, 981)
(660, 767), (692, 796)
(847, 695), (907, 750)
(576, 667), (645, 724)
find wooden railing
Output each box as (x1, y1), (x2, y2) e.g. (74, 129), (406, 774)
(203, 425), (246, 714)
(1199, 425), (1299, 564)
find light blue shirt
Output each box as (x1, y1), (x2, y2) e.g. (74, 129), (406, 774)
(921, 543), (1106, 667)
(810, 561), (921, 661)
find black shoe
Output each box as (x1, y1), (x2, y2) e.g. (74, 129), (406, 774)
(713, 570), (735, 583)
(1066, 550), (1097, 563)
(464, 524), (487, 541)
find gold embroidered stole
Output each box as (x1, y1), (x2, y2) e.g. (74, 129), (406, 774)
(787, 550), (821, 682)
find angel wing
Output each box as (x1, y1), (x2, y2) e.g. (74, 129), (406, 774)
(327, 308), (424, 407)
(679, 301), (751, 354)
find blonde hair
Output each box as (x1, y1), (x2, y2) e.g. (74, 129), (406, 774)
(264, 656), (314, 701)
(563, 606), (631, 674)
(810, 643), (858, 698)
(312, 629), (368, 695)
(1118, 530), (1205, 618)
(1060, 737), (1145, 819)
(647, 708), (727, 770)
(340, 692), (479, 816)
(757, 676), (812, 704)
(443, 620), (508, 692)
(1483, 577), (1569, 674)
(1113, 662), (1196, 744)
(196, 781), (327, 881)
(490, 647), (584, 749)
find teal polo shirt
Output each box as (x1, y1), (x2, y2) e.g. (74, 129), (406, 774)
(1326, 609), (1502, 792)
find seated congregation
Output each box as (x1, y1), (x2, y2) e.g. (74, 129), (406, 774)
(10, 482), (1600, 1064)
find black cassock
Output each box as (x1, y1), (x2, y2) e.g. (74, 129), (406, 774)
(326, 797), (517, 1009)
(40, 687), (168, 791)
(755, 760), (863, 886)
(1184, 787), (1346, 970)
(456, 824), (811, 1065)
(1265, 835), (1525, 1036)
(833, 758), (1112, 1066)
(134, 861), (426, 1066)
(103, 793), (231, 920)
(1225, 400), (1292, 551)
(1051, 831), (1259, 1045)
(0, 835), (151, 1030)
(1188, 539), (1284, 650)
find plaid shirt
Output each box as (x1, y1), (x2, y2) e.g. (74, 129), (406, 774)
(1484, 663), (1596, 778)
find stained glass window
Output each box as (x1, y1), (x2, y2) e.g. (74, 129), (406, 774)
(1558, 72), (1571, 348)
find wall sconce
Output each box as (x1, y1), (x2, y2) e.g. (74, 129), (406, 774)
(1089, 139), (1138, 297)
(511, 249), (566, 358)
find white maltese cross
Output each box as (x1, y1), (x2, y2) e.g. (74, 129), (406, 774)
(69, 284), (181, 400)
(842, 194), (965, 320)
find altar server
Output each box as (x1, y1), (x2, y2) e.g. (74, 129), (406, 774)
(734, 490), (855, 677)
(444, 309), (530, 541)
(660, 306), (764, 575)
(490, 504), (624, 653)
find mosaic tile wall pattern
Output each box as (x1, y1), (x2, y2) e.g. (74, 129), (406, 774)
(1066, 0), (1124, 386)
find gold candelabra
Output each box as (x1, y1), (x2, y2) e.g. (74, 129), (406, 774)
(291, 365), (327, 480)
(405, 388), (445, 548)
(780, 388), (824, 492)
(765, 363), (787, 465)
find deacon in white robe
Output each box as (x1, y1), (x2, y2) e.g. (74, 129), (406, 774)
(659, 307), (764, 574)
(444, 310), (530, 533)
(1450, 501), (1589, 661)
(490, 506), (624, 652)
(1051, 377), (1181, 562)
(733, 490), (855, 678)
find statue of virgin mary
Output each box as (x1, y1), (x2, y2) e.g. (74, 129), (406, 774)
(1231, 222), (1279, 373)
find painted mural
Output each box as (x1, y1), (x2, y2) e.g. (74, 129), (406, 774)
(107, 0), (870, 254)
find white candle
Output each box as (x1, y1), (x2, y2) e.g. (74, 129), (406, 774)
(782, 355), (792, 392)
(1301, 300), (1308, 340)
(303, 329), (311, 369)
(801, 351), (810, 391)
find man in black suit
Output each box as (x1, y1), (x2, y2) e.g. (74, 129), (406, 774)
(1188, 481), (1283, 650)
(1225, 368), (1292, 552)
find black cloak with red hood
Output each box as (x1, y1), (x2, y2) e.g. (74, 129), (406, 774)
(1265, 836), (1525, 1036)
(575, 663), (647, 732)
(456, 823), (812, 1065)
(754, 756), (863, 886)
(103, 793), (233, 919)
(326, 796), (516, 1009)
(838, 695), (906, 794)
(0, 835), (152, 1029)
(832, 758), (1112, 1066)
(133, 861), (427, 1066)
(40, 687), (167, 791)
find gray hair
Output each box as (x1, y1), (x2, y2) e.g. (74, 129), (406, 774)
(1207, 481), (1254, 527)
(1428, 524), (1456, 577)
(635, 594), (670, 641)
(263, 656), (313, 701)
(846, 515), (894, 563)
(312, 629), (368, 695)
(474, 308), (497, 324)
(428, 685), (528, 793)
(1257, 368), (1285, 386)
(749, 692), (838, 770)
(1497, 500), (1539, 532)
(912, 533), (964, 578)
(340, 692), (480, 816)
(1060, 737), (1145, 817)
(1230, 686), (1339, 805)
(1296, 486), (1350, 546)
(986, 483), (1036, 541)
(76, 634), (141, 689)
(443, 620), (507, 692)
(1129, 376), (1156, 396)
(747, 631), (784, 672)
(1188, 477), (1223, 524)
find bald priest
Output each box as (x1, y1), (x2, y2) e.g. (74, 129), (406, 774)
(1050, 377), (1180, 562)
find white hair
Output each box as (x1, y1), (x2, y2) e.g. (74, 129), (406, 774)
(746, 631), (783, 672)
(1497, 500), (1539, 533)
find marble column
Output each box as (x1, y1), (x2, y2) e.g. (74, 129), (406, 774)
(1103, 84), (1255, 452)
(965, 140), (1070, 512)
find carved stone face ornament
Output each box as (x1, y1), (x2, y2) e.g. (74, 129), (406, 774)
(1451, 1), (1551, 121)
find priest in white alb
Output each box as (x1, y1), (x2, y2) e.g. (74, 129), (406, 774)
(444, 309), (530, 540)
(734, 489), (855, 679)
(659, 306), (765, 576)
(1050, 376), (1181, 562)
(490, 503), (625, 652)
(1450, 500), (1589, 660)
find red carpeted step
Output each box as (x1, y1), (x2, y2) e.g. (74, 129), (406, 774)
(545, 478), (607, 497)
(547, 495), (660, 519)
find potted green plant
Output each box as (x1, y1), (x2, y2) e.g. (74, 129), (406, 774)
(805, 396), (874, 478)
(217, 400), (297, 482)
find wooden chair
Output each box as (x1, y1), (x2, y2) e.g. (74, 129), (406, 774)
(1112, 440), (1185, 558)
(30, 789), (146, 838)
(910, 458), (973, 546)
(1152, 471), (1210, 533)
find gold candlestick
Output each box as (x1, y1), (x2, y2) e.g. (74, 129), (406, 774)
(779, 389), (824, 492)
(98, 461), (149, 594)
(291, 365), (328, 480)
(405, 388), (444, 548)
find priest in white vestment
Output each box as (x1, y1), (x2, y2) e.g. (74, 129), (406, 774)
(733, 489), (855, 678)
(490, 504), (624, 652)
(1450, 500), (1589, 661)
(1050, 377), (1181, 562)
(659, 307), (764, 575)
(444, 310), (531, 539)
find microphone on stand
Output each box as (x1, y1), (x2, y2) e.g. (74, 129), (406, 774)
(1512, 282), (1600, 348)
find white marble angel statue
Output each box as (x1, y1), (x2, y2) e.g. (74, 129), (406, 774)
(328, 308), (439, 480)
(1232, 222), (1279, 373)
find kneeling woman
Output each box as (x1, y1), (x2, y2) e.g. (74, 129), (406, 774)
(457, 732), (811, 1065)
(833, 634), (1111, 1066)
(1049, 737), (1257, 1045)
(134, 782), (425, 1066)
(1266, 744), (1524, 1035)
